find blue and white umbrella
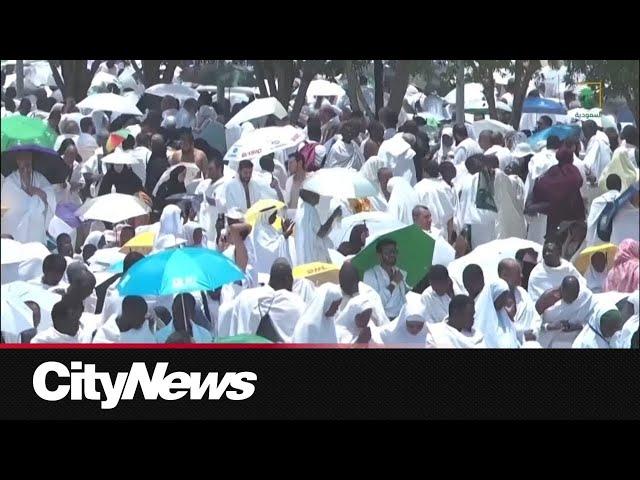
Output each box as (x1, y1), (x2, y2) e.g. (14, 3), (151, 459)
(522, 97), (567, 115)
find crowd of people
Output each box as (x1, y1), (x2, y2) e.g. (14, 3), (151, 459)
(1, 60), (638, 348)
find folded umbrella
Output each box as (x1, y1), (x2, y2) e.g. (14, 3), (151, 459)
(118, 247), (245, 296)
(302, 168), (378, 199)
(75, 193), (151, 224)
(351, 224), (436, 288)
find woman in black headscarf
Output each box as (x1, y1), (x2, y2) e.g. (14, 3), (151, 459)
(98, 163), (143, 196)
(145, 133), (170, 194)
(153, 165), (187, 212)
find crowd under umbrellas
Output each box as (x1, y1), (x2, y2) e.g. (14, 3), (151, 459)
(1, 60), (638, 348)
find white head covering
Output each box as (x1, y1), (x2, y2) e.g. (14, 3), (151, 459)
(360, 155), (385, 187)
(153, 204), (186, 250)
(335, 294), (374, 343)
(83, 231), (105, 249)
(374, 292), (428, 346)
(386, 176), (419, 225)
(473, 279), (520, 348)
(248, 206), (291, 275)
(183, 221), (206, 247)
(291, 283), (343, 343)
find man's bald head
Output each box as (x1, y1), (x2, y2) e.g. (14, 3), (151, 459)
(498, 258), (522, 291)
(339, 261), (360, 296)
(560, 275), (580, 303)
(478, 130), (494, 151)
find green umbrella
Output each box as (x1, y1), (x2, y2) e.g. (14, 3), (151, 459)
(1, 115), (56, 152)
(350, 224), (436, 288)
(1, 116), (69, 183)
(215, 334), (273, 344)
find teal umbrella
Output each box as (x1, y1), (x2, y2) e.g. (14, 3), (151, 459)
(215, 334), (272, 344)
(350, 224), (436, 288)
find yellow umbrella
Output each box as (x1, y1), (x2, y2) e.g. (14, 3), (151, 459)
(574, 243), (617, 274)
(245, 199), (286, 231)
(293, 262), (339, 286)
(119, 230), (156, 255)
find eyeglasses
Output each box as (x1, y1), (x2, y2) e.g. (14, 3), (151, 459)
(381, 249), (399, 255)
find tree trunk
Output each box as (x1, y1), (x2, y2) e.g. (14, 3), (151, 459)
(274, 60), (295, 110)
(623, 91), (639, 126)
(290, 60), (322, 125)
(60, 60), (91, 102)
(162, 60), (179, 83)
(484, 78), (497, 120)
(264, 61), (278, 98)
(374, 60), (384, 118)
(344, 60), (361, 113)
(49, 60), (65, 97)
(141, 60), (162, 87)
(511, 60), (540, 129)
(388, 60), (410, 114)
(252, 60), (269, 98)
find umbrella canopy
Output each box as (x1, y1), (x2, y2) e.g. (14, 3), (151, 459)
(225, 97), (288, 127)
(328, 211), (405, 247)
(574, 243), (617, 275)
(119, 230), (156, 255)
(152, 162), (202, 196)
(302, 168), (377, 199)
(105, 129), (132, 153)
(215, 333), (272, 344)
(522, 97), (567, 115)
(75, 193), (151, 224)
(527, 124), (581, 147)
(1, 292), (34, 335)
(87, 246), (126, 269)
(90, 71), (121, 89)
(473, 118), (514, 136)
(101, 150), (137, 165)
(224, 125), (305, 166)
(447, 237), (543, 292)
(444, 83), (486, 106)
(1, 116), (70, 183)
(145, 83), (199, 102)
(304, 79), (345, 100)
(292, 262), (339, 286)
(1, 238), (50, 265)
(245, 199), (286, 228)
(196, 85), (259, 96)
(351, 224), (436, 288)
(118, 247), (245, 296)
(77, 93), (143, 116)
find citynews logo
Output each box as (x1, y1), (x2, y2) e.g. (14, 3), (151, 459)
(33, 362), (257, 410)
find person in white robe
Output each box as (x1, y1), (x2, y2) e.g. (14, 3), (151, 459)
(291, 283), (343, 343)
(584, 179), (621, 249)
(359, 156), (389, 212)
(572, 300), (624, 349)
(473, 279), (521, 348)
(223, 160), (277, 213)
(613, 290), (638, 348)
(524, 141), (559, 244)
(362, 239), (408, 319)
(324, 123), (365, 170)
(153, 204), (186, 250)
(497, 258), (541, 343)
(414, 161), (456, 238)
(192, 156), (229, 242)
(597, 138), (639, 192)
(426, 294), (482, 347)
(610, 191), (639, 246)
(1, 153), (56, 243)
(434, 126), (455, 164)
(583, 251), (609, 293)
(92, 296), (156, 343)
(582, 121), (612, 182)
(420, 265), (459, 323)
(370, 292), (429, 347)
(386, 176), (419, 226)
(377, 133), (417, 186)
(183, 221), (207, 247)
(293, 189), (340, 265)
(536, 275), (594, 348)
(451, 124), (483, 191)
(335, 294), (377, 344)
(528, 238), (585, 302)
(494, 167), (527, 239)
(247, 206), (292, 275)
(30, 297), (82, 344)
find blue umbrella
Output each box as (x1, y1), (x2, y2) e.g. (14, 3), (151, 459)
(522, 98), (567, 115)
(117, 247), (244, 296)
(527, 124), (581, 147)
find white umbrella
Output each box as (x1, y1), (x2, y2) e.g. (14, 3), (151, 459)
(212, 92), (250, 107)
(444, 83), (487, 109)
(152, 162), (202, 196)
(88, 247), (126, 268)
(304, 79), (345, 99)
(473, 119), (514, 136)
(302, 168), (378, 199)
(224, 125), (306, 166)
(1, 239), (50, 265)
(91, 71), (120, 88)
(101, 150), (138, 165)
(75, 193), (150, 224)
(226, 97), (288, 127)
(496, 101), (512, 113)
(329, 212), (405, 247)
(0, 293), (34, 335)
(447, 238), (543, 292)
(196, 85), (259, 96)
(145, 83), (199, 101)
(77, 93), (143, 116)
